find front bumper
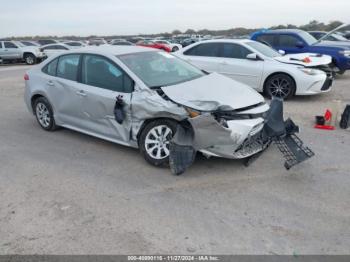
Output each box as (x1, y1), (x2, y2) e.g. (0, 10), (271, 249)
(169, 98), (314, 175)
(295, 72), (333, 95)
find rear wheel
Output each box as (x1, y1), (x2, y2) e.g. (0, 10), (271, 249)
(139, 119), (177, 167)
(337, 70), (345, 75)
(172, 46), (179, 52)
(33, 97), (57, 131)
(264, 73), (295, 100)
(24, 54), (36, 65)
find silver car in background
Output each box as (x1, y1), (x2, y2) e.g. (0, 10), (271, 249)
(0, 40), (45, 65)
(24, 46), (313, 174)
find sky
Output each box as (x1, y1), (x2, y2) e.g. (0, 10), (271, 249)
(1, 0), (349, 37)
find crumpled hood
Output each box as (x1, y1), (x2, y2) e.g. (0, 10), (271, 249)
(274, 53), (332, 67)
(161, 73), (265, 111)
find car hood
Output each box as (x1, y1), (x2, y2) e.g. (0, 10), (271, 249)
(161, 73), (265, 111)
(274, 53), (332, 67)
(314, 41), (350, 49)
(21, 46), (41, 53)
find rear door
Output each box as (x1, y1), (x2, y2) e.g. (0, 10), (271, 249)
(44, 54), (84, 128)
(181, 42), (221, 73)
(75, 54), (134, 142)
(217, 43), (264, 89)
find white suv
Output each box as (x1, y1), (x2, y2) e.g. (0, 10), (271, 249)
(0, 41), (45, 65)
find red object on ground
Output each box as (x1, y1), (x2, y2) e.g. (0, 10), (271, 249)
(24, 73), (29, 81)
(136, 40), (171, 52)
(324, 109), (332, 122)
(314, 125), (335, 130)
(314, 109), (335, 130)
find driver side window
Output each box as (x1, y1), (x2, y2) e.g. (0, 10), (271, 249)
(81, 55), (133, 93)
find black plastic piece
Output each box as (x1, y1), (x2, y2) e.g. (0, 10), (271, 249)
(274, 134), (315, 170)
(169, 125), (196, 176)
(340, 104), (350, 129)
(114, 95), (125, 124)
(263, 97), (286, 138)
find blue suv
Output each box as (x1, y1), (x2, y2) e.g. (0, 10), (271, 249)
(251, 29), (350, 74)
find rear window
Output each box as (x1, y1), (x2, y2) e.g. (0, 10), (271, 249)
(184, 43), (220, 57)
(42, 58), (59, 76)
(256, 35), (275, 46)
(57, 54), (80, 81)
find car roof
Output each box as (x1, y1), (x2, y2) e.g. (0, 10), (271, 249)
(258, 29), (305, 34)
(68, 45), (158, 56)
(41, 43), (70, 48)
(190, 39), (255, 44)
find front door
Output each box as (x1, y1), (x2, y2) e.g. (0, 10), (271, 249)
(76, 54), (134, 142)
(2, 42), (21, 60)
(217, 43), (264, 89)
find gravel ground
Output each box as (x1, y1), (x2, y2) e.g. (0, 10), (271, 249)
(0, 64), (349, 255)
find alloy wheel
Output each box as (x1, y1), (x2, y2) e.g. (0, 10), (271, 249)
(268, 77), (292, 99)
(144, 125), (173, 160)
(36, 102), (51, 128)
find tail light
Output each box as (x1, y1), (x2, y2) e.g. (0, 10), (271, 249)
(24, 73), (29, 81)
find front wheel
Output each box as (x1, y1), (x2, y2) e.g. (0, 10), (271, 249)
(264, 73), (296, 100)
(172, 46), (179, 52)
(24, 54), (36, 65)
(337, 70), (345, 75)
(139, 119), (177, 167)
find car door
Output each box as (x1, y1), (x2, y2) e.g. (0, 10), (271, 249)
(217, 43), (264, 89)
(181, 42), (221, 73)
(2, 41), (21, 59)
(275, 34), (307, 54)
(43, 54), (85, 128)
(74, 54), (134, 142)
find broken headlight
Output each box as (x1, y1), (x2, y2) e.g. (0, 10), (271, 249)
(185, 107), (202, 118)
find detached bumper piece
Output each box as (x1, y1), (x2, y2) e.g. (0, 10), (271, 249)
(169, 124), (196, 175)
(263, 98), (315, 170)
(274, 134), (315, 170)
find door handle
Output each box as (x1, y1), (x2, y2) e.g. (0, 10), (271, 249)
(47, 80), (54, 86)
(76, 90), (87, 97)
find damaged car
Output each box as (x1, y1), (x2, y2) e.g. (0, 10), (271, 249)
(24, 46), (314, 175)
(174, 39), (334, 99)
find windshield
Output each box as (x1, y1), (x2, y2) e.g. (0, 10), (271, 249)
(14, 41), (25, 47)
(299, 31), (318, 45)
(118, 51), (205, 88)
(330, 34), (348, 41)
(246, 41), (281, 58)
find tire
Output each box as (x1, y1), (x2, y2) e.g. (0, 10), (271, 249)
(172, 46), (179, 52)
(264, 73), (296, 100)
(139, 119), (177, 167)
(33, 97), (57, 131)
(24, 53), (36, 65)
(337, 70), (345, 75)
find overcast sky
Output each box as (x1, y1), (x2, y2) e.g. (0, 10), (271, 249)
(1, 0), (349, 37)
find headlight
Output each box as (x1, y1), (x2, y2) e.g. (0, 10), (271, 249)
(339, 50), (350, 57)
(298, 67), (323, 75)
(185, 107), (201, 118)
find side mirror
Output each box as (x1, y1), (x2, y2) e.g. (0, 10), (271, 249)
(296, 41), (304, 48)
(246, 53), (259, 61)
(278, 50), (286, 55)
